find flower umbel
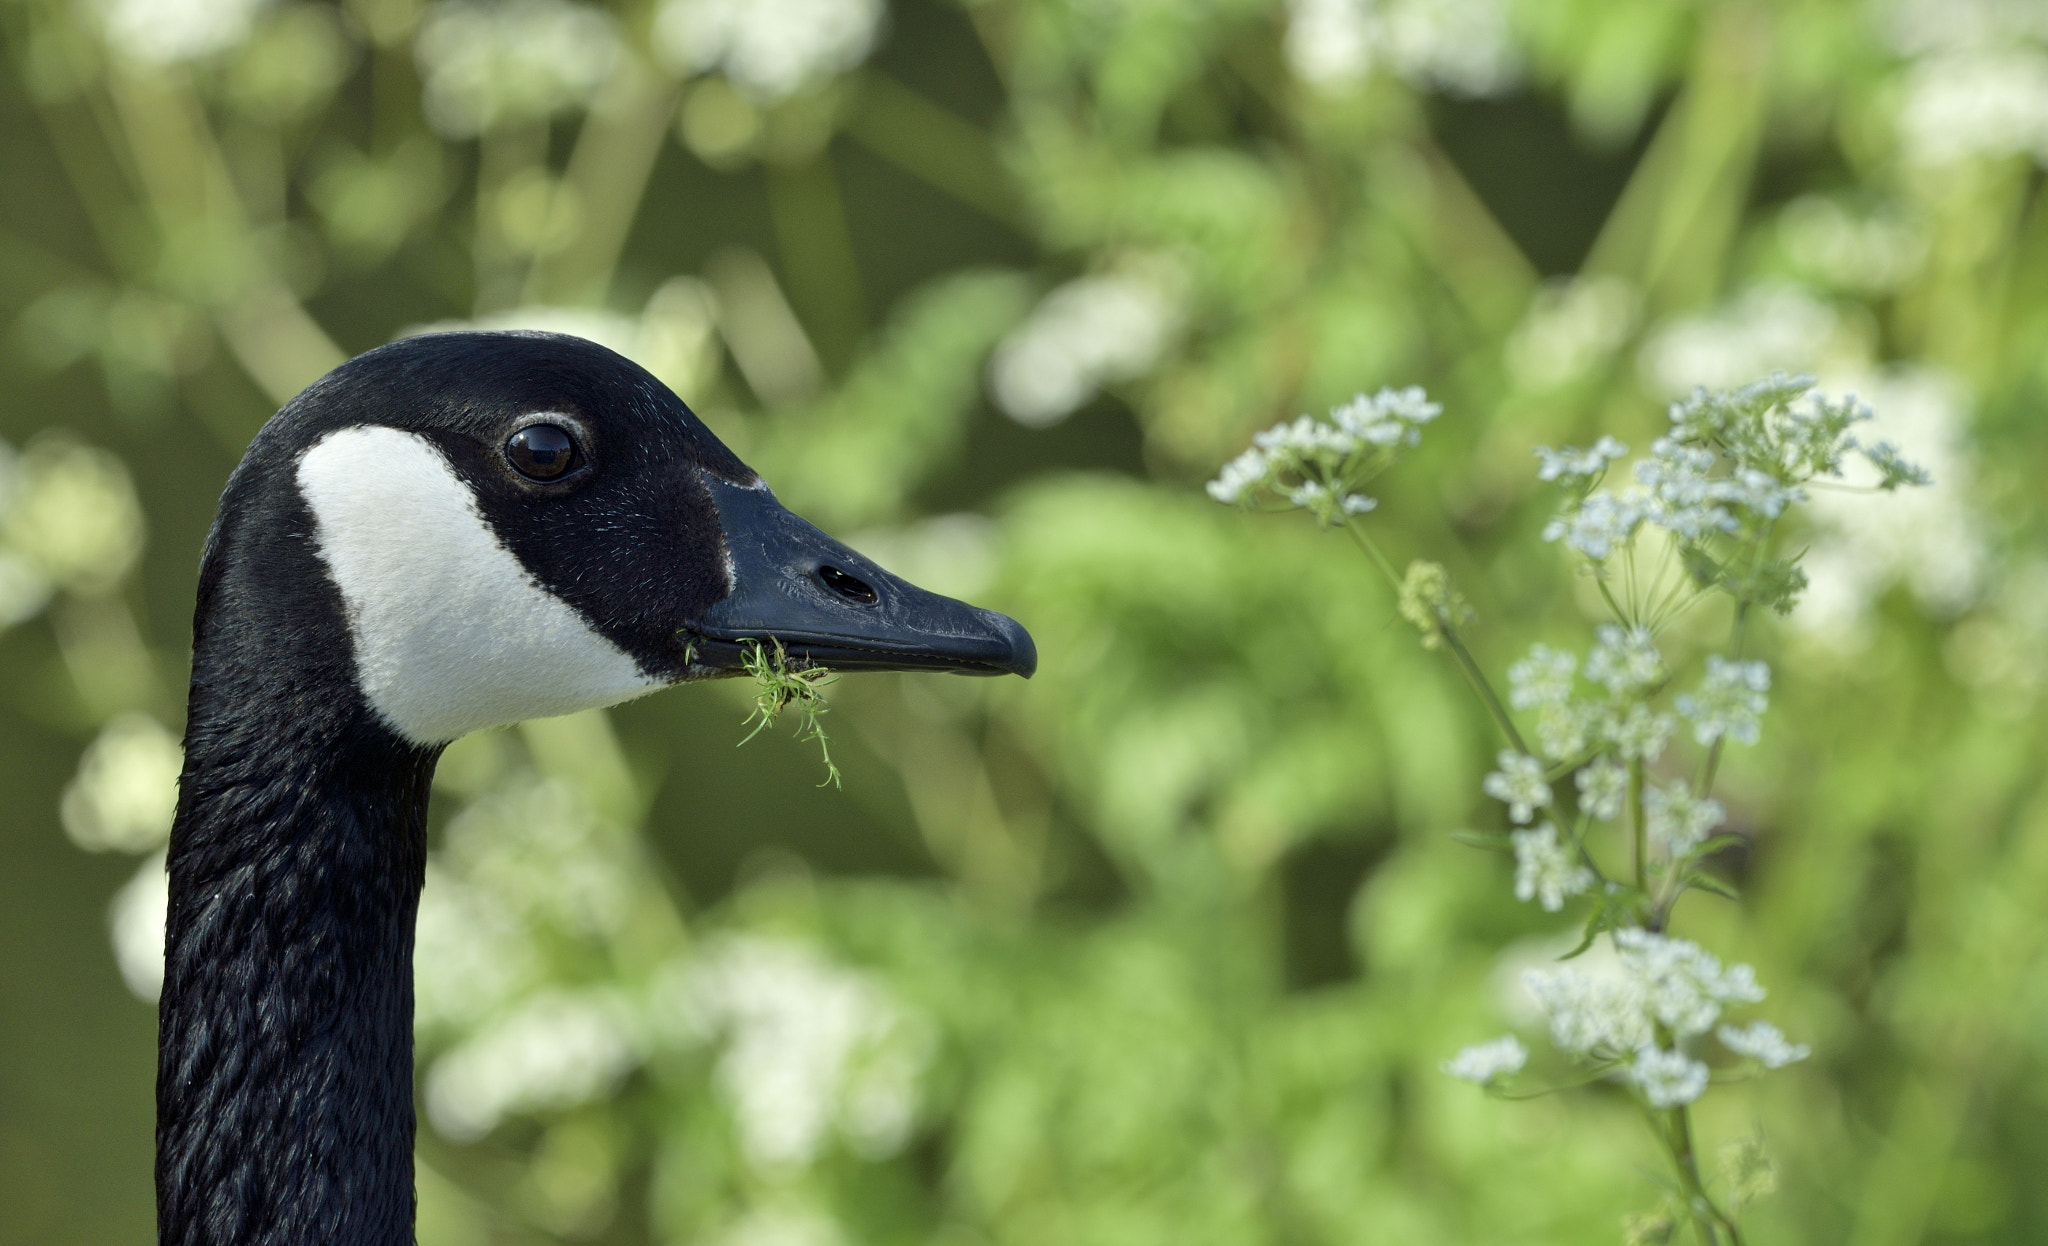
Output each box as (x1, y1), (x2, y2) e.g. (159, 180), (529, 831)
(1482, 751), (1552, 824)
(1512, 822), (1595, 911)
(1442, 1036), (1528, 1084)
(1677, 656), (1771, 747)
(1204, 387), (1439, 523)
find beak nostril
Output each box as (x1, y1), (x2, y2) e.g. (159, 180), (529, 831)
(818, 564), (880, 605)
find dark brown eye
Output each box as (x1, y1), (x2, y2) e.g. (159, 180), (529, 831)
(507, 424), (579, 481)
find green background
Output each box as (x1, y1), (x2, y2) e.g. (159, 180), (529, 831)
(3, 0), (2045, 1242)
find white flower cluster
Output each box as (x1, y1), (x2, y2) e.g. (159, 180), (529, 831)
(1574, 757), (1627, 821)
(991, 272), (1181, 428)
(653, 0), (886, 105)
(1507, 930), (1791, 1108)
(1542, 375), (1929, 566)
(0, 435), (147, 623)
(414, 0), (622, 138)
(1511, 822), (1594, 911)
(663, 935), (934, 1172)
(97, 0), (272, 65)
(1643, 781), (1726, 856)
(1206, 387), (1439, 519)
(1284, 0), (1520, 98)
(1637, 285), (1840, 398)
(1441, 1035), (1527, 1084)
(1585, 624), (1663, 696)
(1481, 750), (1550, 823)
(1504, 636), (1680, 765)
(1676, 656), (1770, 747)
(1716, 1020), (1810, 1069)
(1534, 435), (1627, 484)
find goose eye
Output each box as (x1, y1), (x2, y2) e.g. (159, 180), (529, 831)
(507, 424), (578, 480)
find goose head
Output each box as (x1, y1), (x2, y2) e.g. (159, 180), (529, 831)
(242, 328), (1033, 747)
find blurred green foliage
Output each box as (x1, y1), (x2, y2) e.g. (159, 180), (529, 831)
(3, 0), (2048, 1243)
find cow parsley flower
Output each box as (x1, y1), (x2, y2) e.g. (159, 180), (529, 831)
(1522, 965), (1650, 1057)
(1482, 751), (1552, 823)
(1586, 624), (1664, 696)
(1442, 1035), (1528, 1084)
(1632, 1045), (1710, 1108)
(652, 0), (885, 105)
(1207, 388), (1439, 522)
(1575, 757), (1627, 821)
(1543, 490), (1646, 559)
(1643, 782), (1726, 856)
(1507, 643), (1577, 710)
(1717, 1021), (1810, 1069)
(1603, 704), (1675, 762)
(1205, 447), (1269, 504)
(1535, 436), (1628, 483)
(1512, 821), (1594, 911)
(1614, 928), (1764, 1038)
(1861, 438), (1934, 490)
(1676, 656), (1771, 747)
(1331, 385), (1441, 444)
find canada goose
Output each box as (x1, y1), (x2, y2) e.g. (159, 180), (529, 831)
(159, 331), (1034, 1246)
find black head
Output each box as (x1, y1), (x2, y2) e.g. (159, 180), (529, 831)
(206, 330), (1033, 745)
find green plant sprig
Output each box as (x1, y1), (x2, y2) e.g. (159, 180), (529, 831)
(738, 638), (842, 788)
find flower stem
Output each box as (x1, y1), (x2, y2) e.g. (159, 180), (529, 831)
(1342, 521), (1530, 756)
(1666, 1103), (1743, 1246)
(1629, 758), (1648, 896)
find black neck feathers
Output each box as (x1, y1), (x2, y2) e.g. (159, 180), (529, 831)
(159, 448), (440, 1246)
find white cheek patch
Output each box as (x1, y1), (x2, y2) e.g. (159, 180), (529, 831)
(296, 425), (658, 745)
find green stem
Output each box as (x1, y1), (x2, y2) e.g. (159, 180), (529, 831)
(1443, 626), (1532, 758)
(1667, 1104), (1744, 1246)
(1629, 758), (1648, 896)
(1342, 521), (1531, 757)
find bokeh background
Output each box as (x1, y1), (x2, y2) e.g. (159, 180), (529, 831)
(1, 0), (2044, 1241)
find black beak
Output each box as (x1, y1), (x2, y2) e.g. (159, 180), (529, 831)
(684, 475), (1036, 679)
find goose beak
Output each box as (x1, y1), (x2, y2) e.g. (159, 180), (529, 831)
(683, 475), (1037, 679)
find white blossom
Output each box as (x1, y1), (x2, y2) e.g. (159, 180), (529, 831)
(1585, 624), (1664, 696)
(1533, 701), (1598, 761)
(1717, 1021), (1810, 1069)
(1542, 490), (1646, 560)
(1643, 782), (1727, 857)
(653, 0), (885, 104)
(425, 989), (644, 1140)
(660, 936), (933, 1172)
(109, 850), (168, 1002)
(1284, 0), (1520, 98)
(1631, 1045), (1710, 1108)
(1795, 367), (1980, 639)
(1522, 964), (1651, 1057)
(1534, 436), (1628, 483)
(60, 713), (183, 854)
(1897, 49), (2048, 167)
(1637, 283), (1839, 398)
(1676, 656), (1771, 747)
(1575, 757), (1628, 821)
(414, 0), (622, 137)
(1512, 822), (1594, 912)
(1330, 385), (1442, 444)
(1507, 643), (1577, 710)
(1441, 1035), (1528, 1083)
(1603, 705), (1675, 762)
(97, 0), (271, 65)
(1205, 447), (1269, 504)
(1482, 751), (1552, 824)
(1614, 928), (1764, 1039)
(990, 273), (1180, 427)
